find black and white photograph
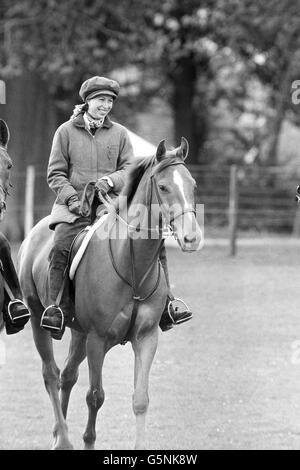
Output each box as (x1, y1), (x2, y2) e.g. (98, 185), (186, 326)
(0, 0), (300, 452)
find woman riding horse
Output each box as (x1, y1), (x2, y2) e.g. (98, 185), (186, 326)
(41, 76), (192, 339)
(0, 119), (30, 334)
(18, 136), (202, 450)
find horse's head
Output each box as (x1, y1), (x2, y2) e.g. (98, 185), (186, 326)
(151, 137), (203, 252)
(0, 120), (12, 220)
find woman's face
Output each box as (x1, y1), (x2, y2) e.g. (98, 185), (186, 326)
(87, 95), (114, 120)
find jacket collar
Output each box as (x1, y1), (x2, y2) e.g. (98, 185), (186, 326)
(72, 113), (112, 129)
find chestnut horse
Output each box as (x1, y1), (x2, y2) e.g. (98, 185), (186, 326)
(0, 120), (12, 332)
(18, 137), (203, 449)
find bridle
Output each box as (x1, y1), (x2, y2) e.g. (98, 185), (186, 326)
(149, 159), (196, 232)
(102, 158), (196, 235)
(99, 157), (197, 342)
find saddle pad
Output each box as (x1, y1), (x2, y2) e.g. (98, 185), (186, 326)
(69, 214), (108, 280)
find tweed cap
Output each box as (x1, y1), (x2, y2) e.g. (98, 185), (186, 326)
(79, 76), (120, 101)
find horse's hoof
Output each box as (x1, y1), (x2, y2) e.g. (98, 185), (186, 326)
(52, 439), (74, 450)
(84, 442), (95, 450)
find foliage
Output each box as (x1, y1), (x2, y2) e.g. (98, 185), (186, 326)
(1, 0), (300, 164)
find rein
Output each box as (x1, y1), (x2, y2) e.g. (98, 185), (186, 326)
(108, 219), (163, 303)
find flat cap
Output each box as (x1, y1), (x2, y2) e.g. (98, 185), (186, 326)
(79, 76), (120, 101)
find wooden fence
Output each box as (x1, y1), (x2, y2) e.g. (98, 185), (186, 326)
(16, 164), (300, 255)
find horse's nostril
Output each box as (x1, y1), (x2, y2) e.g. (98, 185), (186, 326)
(184, 234), (196, 244)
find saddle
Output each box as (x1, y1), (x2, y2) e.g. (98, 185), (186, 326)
(53, 214), (109, 332)
(68, 214), (109, 279)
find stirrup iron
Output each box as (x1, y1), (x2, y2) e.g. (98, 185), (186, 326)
(168, 297), (192, 324)
(40, 305), (64, 331)
(7, 299), (31, 323)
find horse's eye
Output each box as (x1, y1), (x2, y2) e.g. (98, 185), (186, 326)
(7, 163), (12, 170)
(158, 184), (169, 193)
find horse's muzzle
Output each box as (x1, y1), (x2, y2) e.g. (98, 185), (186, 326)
(172, 213), (204, 252)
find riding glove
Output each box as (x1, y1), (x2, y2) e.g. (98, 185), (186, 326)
(67, 195), (81, 215)
(95, 179), (111, 198)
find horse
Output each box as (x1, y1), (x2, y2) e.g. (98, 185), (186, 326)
(0, 119), (13, 333)
(18, 137), (203, 450)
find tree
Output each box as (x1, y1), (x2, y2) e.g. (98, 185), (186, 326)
(228, 0), (300, 165)
(144, 0), (238, 163)
(1, 0), (300, 167)
(0, 0), (155, 121)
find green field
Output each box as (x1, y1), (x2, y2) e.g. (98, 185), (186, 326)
(1, 243), (300, 450)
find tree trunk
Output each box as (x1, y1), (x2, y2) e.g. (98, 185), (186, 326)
(170, 58), (205, 164)
(265, 62), (294, 165)
(265, 27), (299, 166)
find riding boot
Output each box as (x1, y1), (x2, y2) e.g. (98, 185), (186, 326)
(40, 258), (68, 341)
(159, 243), (193, 332)
(0, 235), (30, 335)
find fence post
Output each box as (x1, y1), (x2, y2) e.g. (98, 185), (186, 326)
(24, 165), (35, 237)
(229, 164), (239, 256)
(293, 202), (300, 236)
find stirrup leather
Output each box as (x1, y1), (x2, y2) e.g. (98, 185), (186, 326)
(7, 299), (30, 323)
(167, 298), (192, 324)
(40, 305), (64, 331)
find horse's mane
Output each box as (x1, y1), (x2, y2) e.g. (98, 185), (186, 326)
(115, 155), (155, 211)
(114, 152), (185, 213)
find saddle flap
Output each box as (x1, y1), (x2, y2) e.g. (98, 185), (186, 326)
(69, 214), (109, 280)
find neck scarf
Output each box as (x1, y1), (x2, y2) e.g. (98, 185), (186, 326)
(85, 113), (104, 130)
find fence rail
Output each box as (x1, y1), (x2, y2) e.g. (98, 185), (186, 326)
(8, 164), (300, 255)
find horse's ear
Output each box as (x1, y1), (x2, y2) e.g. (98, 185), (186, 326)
(176, 136), (189, 161)
(156, 139), (166, 162)
(0, 120), (10, 148)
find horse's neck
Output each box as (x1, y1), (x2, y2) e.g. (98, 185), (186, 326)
(115, 169), (162, 273)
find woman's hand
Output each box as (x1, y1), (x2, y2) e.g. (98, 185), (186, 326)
(67, 195), (81, 215)
(95, 179), (111, 197)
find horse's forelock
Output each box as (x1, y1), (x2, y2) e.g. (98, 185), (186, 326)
(152, 156), (185, 176)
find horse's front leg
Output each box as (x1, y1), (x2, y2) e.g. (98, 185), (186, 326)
(83, 331), (105, 450)
(131, 326), (159, 450)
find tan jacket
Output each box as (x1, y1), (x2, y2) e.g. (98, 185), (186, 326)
(47, 113), (134, 229)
